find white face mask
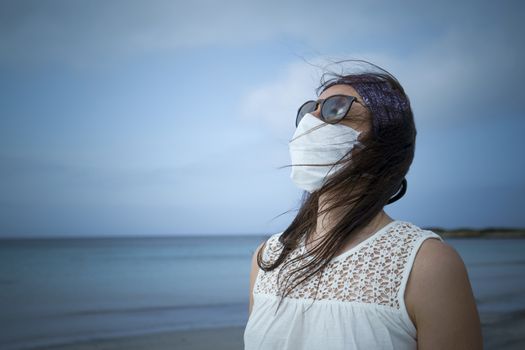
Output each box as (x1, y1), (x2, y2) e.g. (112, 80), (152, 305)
(288, 113), (363, 193)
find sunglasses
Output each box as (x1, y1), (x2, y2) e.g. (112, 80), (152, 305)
(296, 94), (362, 127)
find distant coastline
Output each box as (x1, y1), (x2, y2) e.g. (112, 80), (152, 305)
(423, 227), (525, 238)
(0, 227), (525, 240)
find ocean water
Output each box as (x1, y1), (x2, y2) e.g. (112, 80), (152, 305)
(0, 235), (267, 349)
(0, 235), (524, 349)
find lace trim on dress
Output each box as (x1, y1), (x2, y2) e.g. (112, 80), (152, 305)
(254, 221), (439, 309)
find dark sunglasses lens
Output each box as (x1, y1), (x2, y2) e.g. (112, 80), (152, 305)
(321, 96), (352, 123)
(296, 101), (317, 126)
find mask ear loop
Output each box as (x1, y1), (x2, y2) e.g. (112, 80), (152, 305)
(386, 178), (407, 204)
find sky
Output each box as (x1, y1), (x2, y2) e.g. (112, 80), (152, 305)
(0, 0), (524, 238)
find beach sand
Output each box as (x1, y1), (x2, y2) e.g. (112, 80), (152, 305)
(481, 310), (525, 350)
(39, 326), (245, 350)
(37, 310), (525, 350)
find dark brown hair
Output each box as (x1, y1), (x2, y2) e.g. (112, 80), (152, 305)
(256, 59), (416, 313)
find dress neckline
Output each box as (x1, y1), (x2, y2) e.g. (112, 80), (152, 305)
(300, 220), (402, 263)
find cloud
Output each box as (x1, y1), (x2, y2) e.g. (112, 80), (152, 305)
(238, 59), (323, 141)
(239, 16), (524, 135)
(0, 0), (328, 68)
(0, 0), (371, 69)
(5, 0), (521, 71)
(1, 0), (524, 236)
(0, 130), (299, 236)
(387, 25), (524, 129)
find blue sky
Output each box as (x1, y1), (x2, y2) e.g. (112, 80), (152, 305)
(0, 0), (523, 237)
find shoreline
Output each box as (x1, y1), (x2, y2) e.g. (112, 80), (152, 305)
(37, 326), (245, 350)
(31, 310), (525, 350)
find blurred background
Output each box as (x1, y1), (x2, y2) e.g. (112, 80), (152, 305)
(0, 0), (524, 349)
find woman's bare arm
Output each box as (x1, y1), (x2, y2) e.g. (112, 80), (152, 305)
(408, 238), (483, 349)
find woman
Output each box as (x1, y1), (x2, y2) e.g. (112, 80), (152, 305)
(243, 61), (483, 349)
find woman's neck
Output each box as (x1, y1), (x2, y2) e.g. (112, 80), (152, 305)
(307, 191), (393, 252)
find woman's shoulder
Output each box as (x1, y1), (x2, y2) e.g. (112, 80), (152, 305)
(403, 223), (475, 332)
(256, 231), (285, 258)
(405, 221), (461, 276)
(406, 236), (482, 347)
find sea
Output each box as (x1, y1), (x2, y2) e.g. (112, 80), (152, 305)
(0, 235), (524, 349)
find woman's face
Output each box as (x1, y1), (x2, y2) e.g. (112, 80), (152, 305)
(312, 84), (371, 135)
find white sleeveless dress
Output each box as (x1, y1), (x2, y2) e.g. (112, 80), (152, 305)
(243, 220), (444, 350)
